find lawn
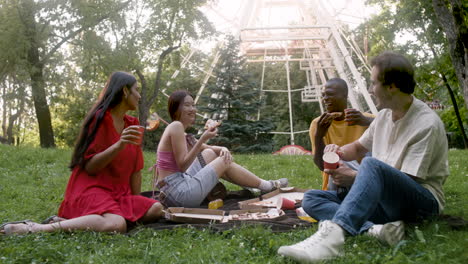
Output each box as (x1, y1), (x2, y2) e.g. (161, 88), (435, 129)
(0, 144), (467, 263)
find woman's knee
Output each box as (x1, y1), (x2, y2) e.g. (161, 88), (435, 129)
(148, 202), (164, 219)
(201, 148), (217, 163)
(101, 214), (127, 233)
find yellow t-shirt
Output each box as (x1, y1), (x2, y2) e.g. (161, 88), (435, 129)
(309, 112), (374, 190)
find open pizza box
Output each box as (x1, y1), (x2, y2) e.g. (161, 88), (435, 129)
(238, 187), (308, 210)
(228, 208), (286, 221)
(165, 207), (228, 224)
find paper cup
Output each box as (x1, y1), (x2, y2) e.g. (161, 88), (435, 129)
(323, 152), (340, 169)
(129, 125), (144, 145)
(280, 197), (296, 210)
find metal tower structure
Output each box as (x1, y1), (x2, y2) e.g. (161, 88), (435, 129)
(237, 0), (377, 145)
(165, 0), (377, 145)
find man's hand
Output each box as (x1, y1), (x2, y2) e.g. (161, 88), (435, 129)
(324, 161), (357, 188)
(324, 144), (344, 157)
(344, 108), (373, 126)
(316, 113), (335, 137)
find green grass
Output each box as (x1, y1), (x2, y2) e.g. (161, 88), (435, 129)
(0, 144), (467, 263)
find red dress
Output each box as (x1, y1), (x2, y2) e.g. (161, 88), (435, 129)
(58, 111), (156, 222)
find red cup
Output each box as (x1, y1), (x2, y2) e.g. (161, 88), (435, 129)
(129, 125), (144, 145)
(323, 152), (340, 169)
(280, 197), (296, 210)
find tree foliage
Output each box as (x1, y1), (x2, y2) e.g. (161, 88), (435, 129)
(200, 36), (275, 153)
(357, 0), (467, 148)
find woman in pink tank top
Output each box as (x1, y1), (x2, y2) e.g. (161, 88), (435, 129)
(154, 90), (288, 208)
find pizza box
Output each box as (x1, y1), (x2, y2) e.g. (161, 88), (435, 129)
(238, 187), (308, 209)
(165, 207), (228, 224)
(228, 208), (286, 221)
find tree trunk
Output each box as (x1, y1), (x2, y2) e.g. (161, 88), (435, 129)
(432, 0), (468, 109)
(137, 46), (181, 133)
(29, 60), (55, 148)
(19, 0), (55, 148)
(136, 69), (150, 142)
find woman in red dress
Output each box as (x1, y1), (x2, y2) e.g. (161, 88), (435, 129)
(1, 72), (164, 235)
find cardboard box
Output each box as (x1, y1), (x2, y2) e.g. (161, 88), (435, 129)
(238, 187), (308, 209)
(165, 207), (227, 224)
(228, 208), (286, 221)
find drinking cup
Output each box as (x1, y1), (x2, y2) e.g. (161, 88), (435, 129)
(323, 152), (340, 169)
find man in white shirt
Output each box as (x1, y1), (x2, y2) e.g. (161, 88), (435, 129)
(278, 52), (449, 263)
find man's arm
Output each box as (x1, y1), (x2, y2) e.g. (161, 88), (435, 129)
(312, 113), (333, 171)
(325, 140), (368, 162)
(344, 109), (374, 126)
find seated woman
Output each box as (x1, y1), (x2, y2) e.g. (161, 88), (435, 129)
(1, 72), (164, 235)
(154, 90), (288, 208)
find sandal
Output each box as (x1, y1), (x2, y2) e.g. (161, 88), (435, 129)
(2, 221), (39, 235)
(0, 219), (32, 233)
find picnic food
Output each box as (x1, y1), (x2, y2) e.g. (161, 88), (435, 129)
(146, 113), (161, 131)
(208, 199), (224, 210)
(204, 119), (222, 130)
(329, 112), (343, 119)
(230, 209), (281, 220)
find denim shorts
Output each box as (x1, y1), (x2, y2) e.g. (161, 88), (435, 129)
(159, 158), (218, 208)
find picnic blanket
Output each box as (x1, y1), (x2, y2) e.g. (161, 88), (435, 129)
(128, 190), (315, 235)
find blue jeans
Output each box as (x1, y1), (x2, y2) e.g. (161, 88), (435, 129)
(302, 157), (439, 235)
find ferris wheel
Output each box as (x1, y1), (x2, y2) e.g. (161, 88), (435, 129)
(162, 0), (377, 145)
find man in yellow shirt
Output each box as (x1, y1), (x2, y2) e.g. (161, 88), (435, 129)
(309, 78), (374, 190)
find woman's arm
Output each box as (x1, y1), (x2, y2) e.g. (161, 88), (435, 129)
(130, 171), (142, 195)
(85, 126), (141, 175)
(169, 122), (217, 171)
(203, 144), (232, 163)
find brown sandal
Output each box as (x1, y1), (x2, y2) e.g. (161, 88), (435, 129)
(2, 221), (39, 235)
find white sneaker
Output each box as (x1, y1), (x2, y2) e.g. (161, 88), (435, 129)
(278, 220), (345, 263)
(367, 221), (404, 246)
(269, 178), (288, 189)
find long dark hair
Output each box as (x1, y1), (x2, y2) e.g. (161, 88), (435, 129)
(168, 90), (193, 121)
(69, 71), (137, 169)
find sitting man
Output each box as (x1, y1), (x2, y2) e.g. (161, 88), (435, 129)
(279, 51), (449, 262)
(309, 77), (373, 191)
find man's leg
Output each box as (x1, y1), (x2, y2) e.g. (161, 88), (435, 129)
(333, 157), (439, 236)
(279, 157), (438, 262)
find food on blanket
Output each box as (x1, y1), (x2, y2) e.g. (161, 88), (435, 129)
(296, 207), (317, 223)
(204, 119), (221, 130)
(230, 209), (282, 221)
(249, 200), (277, 208)
(208, 199), (224, 210)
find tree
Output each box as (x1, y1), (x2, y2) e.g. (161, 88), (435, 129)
(71, 0), (215, 148)
(201, 36), (275, 153)
(432, 0), (468, 110)
(358, 0), (467, 148)
(0, 0), (130, 148)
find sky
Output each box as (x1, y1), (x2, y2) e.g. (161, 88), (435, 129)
(201, 0), (380, 35)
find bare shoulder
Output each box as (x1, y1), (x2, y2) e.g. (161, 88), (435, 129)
(165, 121), (185, 137)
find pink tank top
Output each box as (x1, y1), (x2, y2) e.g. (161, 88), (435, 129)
(155, 151), (180, 172)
